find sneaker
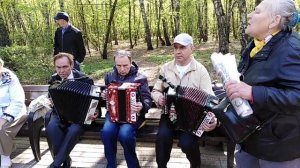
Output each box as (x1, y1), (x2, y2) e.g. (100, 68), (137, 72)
(1, 155), (12, 168)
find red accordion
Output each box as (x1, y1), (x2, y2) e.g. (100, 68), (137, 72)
(107, 83), (141, 123)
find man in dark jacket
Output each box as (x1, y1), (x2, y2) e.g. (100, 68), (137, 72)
(54, 12), (86, 71)
(47, 53), (97, 168)
(100, 50), (152, 168)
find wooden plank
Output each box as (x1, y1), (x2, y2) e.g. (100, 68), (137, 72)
(11, 137), (230, 168)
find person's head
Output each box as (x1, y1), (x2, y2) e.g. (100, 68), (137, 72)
(246, 0), (297, 40)
(53, 52), (74, 80)
(173, 33), (194, 66)
(114, 50), (132, 77)
(54, 12), (69, 27)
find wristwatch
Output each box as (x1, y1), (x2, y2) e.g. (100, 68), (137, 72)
(1, 115), (14, 122)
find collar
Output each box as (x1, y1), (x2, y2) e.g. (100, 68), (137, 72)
(63, 71), (74, 81)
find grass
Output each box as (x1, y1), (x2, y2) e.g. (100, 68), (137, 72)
(81, 56), (114, 79)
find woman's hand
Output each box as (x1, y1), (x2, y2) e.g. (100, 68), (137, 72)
(224, 80), (253, 101)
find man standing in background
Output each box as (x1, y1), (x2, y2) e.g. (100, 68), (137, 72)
(54, 12), (86, 71)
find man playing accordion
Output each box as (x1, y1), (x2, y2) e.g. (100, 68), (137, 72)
(151, 33), (218, 168)
(47, 53), (98, 168)
(100, 50), (152, 168)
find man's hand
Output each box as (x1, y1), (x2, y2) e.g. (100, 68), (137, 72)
(88, 112), (99, 121)
(158, 95), (166, 107)
(132, 102), (143, 115)
(101, 90), (107, 100)
(201, 112), (217, 132)
(0, 118), (7, 130)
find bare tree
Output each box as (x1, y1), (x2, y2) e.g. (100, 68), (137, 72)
(171, 0), (180, 36)
(160, 0), (171, 46)
(212, 0), (229, 54)
(102, 0), (118, 59)
(239, 0), (249, 53)
(139, 0), (153, 50)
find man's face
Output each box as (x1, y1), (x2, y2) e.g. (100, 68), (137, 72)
(115, 56), (131, 77)
(55, 56), (73, 80)
(174, 43), (193, 66)
(55, 19), (65, 27)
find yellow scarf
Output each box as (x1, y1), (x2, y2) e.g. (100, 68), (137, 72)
(250, 31), (280, 58)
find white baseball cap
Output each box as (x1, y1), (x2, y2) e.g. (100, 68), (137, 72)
(173, 33), (193, 46)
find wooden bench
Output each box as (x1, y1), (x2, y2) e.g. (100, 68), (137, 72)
(20, 84), (235, 168)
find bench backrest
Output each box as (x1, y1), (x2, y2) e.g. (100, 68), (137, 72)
(23, 85), (49, 106)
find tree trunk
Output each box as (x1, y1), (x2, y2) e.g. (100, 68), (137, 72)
(156, 0), (165, 47)
(212, 0), (229, 54)
(112, 20), (118, 45)
(77, 0), (91, 56)
(0, 14), (11, 47)
(102, 0), (118, 59)
(239, 0), (248, 54)
(171, 0), (180, 36)
(203, 0), (208, 42)
(128, 0), (133, 48)
(139, 0), (153, 50)
(160, 0), (171, 46)
(59, 0), (64, 11)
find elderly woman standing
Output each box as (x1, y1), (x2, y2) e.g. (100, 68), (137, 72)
(225, 0), (300, 167)
(0, 58), (27, 167)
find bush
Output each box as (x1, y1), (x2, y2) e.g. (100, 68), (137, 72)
(0, 46), (53, 84)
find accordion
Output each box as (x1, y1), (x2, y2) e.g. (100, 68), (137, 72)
(48, 80), (100, 125)
(107, 83), (141, 124)
(160, 75), (219, 137)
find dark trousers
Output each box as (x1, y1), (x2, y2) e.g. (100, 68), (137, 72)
(46, 114), (84, 167)
(156, 114), (201, 168)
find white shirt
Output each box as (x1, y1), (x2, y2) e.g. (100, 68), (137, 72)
(176, 63), (191, 79)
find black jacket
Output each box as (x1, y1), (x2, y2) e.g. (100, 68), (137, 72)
(238, 31), (300, 161)
(104, 62), (152, 119)
(54, 25), (86, 63)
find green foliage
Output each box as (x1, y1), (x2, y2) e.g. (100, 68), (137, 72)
(0, 46), (53, 85)
(82, 56), (114, 80)
(144, 53), (173, 64)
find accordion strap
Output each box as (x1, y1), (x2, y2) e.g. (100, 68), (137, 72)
(256, 112), (279, 131)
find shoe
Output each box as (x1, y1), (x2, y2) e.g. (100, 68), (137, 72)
(49, 163), (60, 168)
(1, 155), (12, 168)
(62, 156), (72, 168)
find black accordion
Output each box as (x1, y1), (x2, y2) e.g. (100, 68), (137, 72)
(160, 75), (219, 137)
(49, 80), (100, 125)
(107, 83), (141, 124)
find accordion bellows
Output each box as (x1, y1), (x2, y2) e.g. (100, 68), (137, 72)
(49, 80), (100, 125)
(166, 86), (218, 136)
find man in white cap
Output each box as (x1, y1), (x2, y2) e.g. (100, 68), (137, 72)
(151, 33), (218, 168)
(54, 12), (86, 71)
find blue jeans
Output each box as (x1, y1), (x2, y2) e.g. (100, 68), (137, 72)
(46, 114), (84, 167)
(101, 112), (140, 168)
(155, 114), (201, 168)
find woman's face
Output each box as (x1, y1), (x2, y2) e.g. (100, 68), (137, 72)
(246, 2), (272, 40)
